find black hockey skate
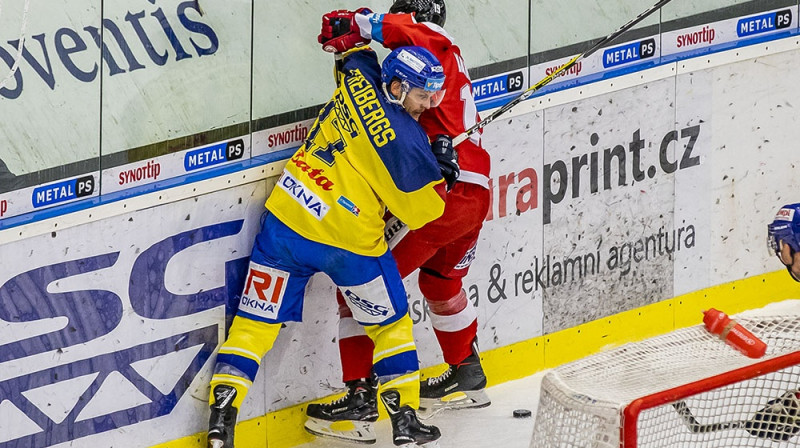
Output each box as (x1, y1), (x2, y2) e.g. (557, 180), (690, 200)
(207, 385), (238, 448)
(304, 377), (379, 444)
(419, 339), (491, 416)
(380, 389), (441, 447)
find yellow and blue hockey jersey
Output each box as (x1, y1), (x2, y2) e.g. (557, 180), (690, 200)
(266, 47), (446, 257)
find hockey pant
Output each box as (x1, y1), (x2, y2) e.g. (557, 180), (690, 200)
(211, 213), (421, 409)
(338, 182), (490, 382)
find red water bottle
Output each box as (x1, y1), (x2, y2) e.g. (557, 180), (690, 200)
(703, 308), (767, 358)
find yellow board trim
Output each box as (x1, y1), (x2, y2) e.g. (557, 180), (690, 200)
(151, 270), (799, 447)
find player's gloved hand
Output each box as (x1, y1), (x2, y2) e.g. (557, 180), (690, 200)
(767, 203), (800, 282)
(319, 9), (372, 53)
(431, 135), (459, 191)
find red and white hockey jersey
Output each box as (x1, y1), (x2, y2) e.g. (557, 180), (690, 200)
(356, 12), (491, 188)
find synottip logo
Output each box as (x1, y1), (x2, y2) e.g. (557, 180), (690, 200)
(545, 61), (583, 79)
(676, 26), (716, 48)
(118, 160), (161, 186)
(267, 122), (309, 148)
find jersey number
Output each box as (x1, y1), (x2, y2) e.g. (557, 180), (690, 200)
(305, 100), (346, 166)
(454, 53), (479, 134)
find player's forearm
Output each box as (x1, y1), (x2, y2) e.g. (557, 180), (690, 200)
(355, 12), (443, 50)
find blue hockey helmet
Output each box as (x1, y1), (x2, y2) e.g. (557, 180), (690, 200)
(767, 202), (800, 255)
(381, 46), (445, 99)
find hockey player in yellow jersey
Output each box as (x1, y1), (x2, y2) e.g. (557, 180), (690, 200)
(206, 44), (460, 448)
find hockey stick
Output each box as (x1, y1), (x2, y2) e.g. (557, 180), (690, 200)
(452, 0), (674, 146)
(672, 390), (800, 441)
(334, 52), (344, 87)
(672, 400), (749, 433)
(321, 12), (348, 87)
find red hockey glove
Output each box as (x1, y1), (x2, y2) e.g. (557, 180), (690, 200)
(319, 9), (372, 53)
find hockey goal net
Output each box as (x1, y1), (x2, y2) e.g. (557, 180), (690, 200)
(531, 306), (800, 447)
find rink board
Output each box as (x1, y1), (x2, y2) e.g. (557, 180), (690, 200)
(3, 25), (800, 448)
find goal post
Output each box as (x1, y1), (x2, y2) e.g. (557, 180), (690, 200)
(531, 311), (800, 447)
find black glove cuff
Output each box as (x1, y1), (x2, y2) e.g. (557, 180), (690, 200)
(788, 266), (800, 282)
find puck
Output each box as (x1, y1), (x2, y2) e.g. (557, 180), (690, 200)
(513, 409), (532, 418)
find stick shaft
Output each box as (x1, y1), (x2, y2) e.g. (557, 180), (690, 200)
(453, 0), (674, 146)
(672, 401), (746, 433)
(334, 53), (343, 87)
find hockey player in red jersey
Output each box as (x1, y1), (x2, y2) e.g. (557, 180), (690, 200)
(207, 45), (453, 448)
(307, 1), (492, 442)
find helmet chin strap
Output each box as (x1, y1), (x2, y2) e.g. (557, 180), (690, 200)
(382, 81), (409, 106)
